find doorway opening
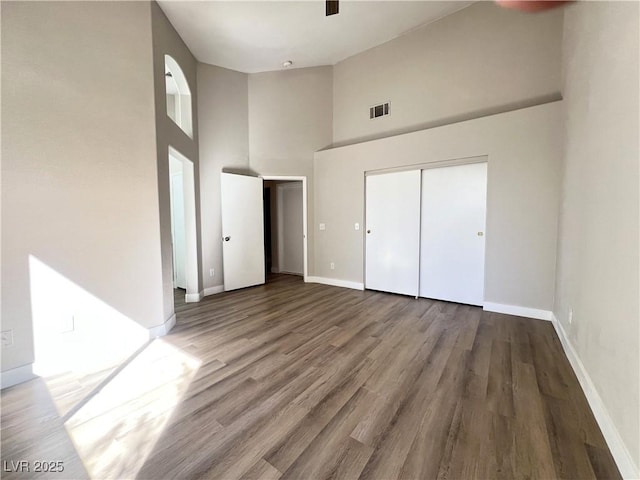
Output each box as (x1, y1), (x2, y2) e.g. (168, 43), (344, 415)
(168, 147), (198, 304)
(261, 176), (308, 283)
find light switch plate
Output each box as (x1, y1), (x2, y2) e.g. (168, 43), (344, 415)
(1, 330), (14, 347)
(355, 223), (360, 230)
(319, 223), (326, 231)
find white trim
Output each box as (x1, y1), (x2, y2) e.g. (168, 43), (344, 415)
(148, 313), (176, 338)
(185, 291), (203, 303)
(261, 176), (308, 282)
(306, 276), (364, 291)
(365, 155), (489, 177)
(204, 285), (224, 296)
(1, 363), (35, 389)
(551, 314), (639, 480)
(483, 302), (552, 321)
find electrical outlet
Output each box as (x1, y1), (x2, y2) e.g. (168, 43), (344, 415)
(1, 330), (14, 347)
(568, 308), (574, 325)
(210, 268), (215, 277)
(61, 315), (75, 334)
(330, 262), (335, 270)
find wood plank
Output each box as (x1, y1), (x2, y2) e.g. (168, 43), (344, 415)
(240, 459), (282, 480)
(486, 339), (515, 417)
(0, 275), (621, 480)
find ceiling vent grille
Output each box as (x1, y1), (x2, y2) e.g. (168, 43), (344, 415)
(369, 102), (390, 119)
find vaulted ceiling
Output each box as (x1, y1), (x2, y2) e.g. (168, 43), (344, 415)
(157, 1), (474, 73)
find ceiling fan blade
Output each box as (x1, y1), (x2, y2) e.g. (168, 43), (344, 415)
(326, 0), (339, 16)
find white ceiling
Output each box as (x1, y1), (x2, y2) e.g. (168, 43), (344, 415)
(157, 1), (474, 74)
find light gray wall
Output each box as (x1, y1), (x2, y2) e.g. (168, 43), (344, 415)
(1, 1), (163, 372)
(333, 1), (563, 146)
(315, 102), (562, 312)
(197, 63), (249, 291)
(248, 66), (333, 276)
(278, 182), (304, 275)
(151, 2), (202, 315)
(555, 1), (639, 473)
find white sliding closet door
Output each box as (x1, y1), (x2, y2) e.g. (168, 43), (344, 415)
(365, 170), (421, 296)
(420, 162), (487, 306)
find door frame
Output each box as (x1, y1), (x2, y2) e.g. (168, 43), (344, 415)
(261, 175), (308, 282)
(168, 146), (199, 302)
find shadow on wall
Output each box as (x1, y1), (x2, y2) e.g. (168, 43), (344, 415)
(9, 256), (203, 478)
(221, 166), (261, 177)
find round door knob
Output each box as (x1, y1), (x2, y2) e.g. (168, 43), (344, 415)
(367, 230), (371, 234)
(224, 236), (231, 242)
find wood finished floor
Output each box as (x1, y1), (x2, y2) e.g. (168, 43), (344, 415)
(1, 274), (621, 479)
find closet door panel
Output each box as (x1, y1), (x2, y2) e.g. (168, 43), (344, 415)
(365, 170), (421, 296)
(420, 162), (487, 305)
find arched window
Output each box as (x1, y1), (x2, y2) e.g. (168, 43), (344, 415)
(164, 55), (193, 138)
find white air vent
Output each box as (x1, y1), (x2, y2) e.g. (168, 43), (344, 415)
(369, 102), (390, 119)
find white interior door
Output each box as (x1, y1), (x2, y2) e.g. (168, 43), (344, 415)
(221, 173), (265, 291)
(365, 170), (421, 296)
(420, 162), (487, 306)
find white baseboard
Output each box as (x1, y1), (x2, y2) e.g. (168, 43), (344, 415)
(148, 313), (176, 339)
(1, 363), (35, 389)
(483, 302), (552, 321)
(204, 285), (224, 296)
(185, 291), (203, 303)
(306, 276), (365, 291)
(551, 314), (639, 479)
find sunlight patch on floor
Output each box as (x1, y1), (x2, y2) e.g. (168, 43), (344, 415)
(62, 339), (201, 479)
